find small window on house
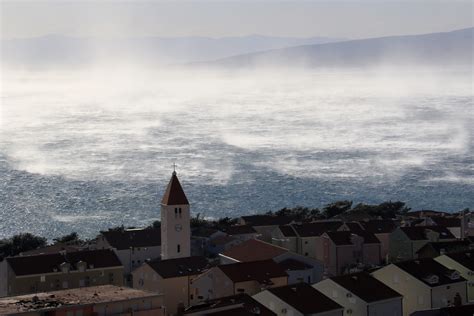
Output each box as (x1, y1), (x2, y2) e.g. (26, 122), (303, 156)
(305, 241), (308, 244)
(177, 244), (181, 253)
(40, 275), (46, 282)
(175, 208), (178, 218)
(305, 252), (309, 256)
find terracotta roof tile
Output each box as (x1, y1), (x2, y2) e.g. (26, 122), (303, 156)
(219, 260), (288, 283)
(395, 258), (466, 287)
(102, 227), (161, 250)
(292, 221), (342, 237)
(221, 239), (287, 262)
(268, 283), (342, 314)
(331, 272), (402, 302)
(7, 249), (122, 276)
(146, 256), (208, 279)
(183, 293), (276, 316)
(161, 172), (189, 205)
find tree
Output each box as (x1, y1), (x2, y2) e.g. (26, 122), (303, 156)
(53, 232), (83, 245)
(0, 233), (47, 259)
(322, 200), (353, 218)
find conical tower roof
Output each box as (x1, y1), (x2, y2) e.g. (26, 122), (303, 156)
(161, 171), (189, 205)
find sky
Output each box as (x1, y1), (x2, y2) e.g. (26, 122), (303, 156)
(0, 0), (472, 40)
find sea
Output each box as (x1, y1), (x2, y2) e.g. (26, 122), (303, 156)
(0, 66), (472, 240)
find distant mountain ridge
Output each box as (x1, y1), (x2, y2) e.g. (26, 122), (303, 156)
(204, 27), (473, 68)
(0, 34), (344, 67)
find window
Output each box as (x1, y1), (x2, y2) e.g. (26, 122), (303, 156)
(175, 208), (178, 218)
(177, 244), (181, 253)
(179, 208), (182, 218)
(40, 275), (46, 282)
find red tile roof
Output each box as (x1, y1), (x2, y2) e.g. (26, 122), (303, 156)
(102, 227), (161, 250)
(161, 172), (189, 205)
(331, 272), (402, 302)
(221, 225), (257, 235)
(221, 239), (287, 262)
(147, 256), (208, 279)
(268, 283), (342, 314)
(218, 260), (288, 283)
(183, 294), (276, 316)
(7, 249), (122, 276)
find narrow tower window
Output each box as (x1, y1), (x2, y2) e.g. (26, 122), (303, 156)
(175, 208), (178, 218)
(179, 208), (182, 218)
(177, 244), (181, 253)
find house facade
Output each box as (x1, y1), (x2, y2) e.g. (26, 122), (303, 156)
(189, 260), (288, 305)
(389, 227), (456, 262)
(0, 249), (123, 297)
(132, 256), (208, 316)
(313, 272), (402, 316)
(254, 283), (343, 316)
(96, 227), (161, 275)
(434, 250), (474, 302)
(372, 258), (467, 316)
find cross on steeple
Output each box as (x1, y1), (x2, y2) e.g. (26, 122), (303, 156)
(172, 162), (177, 175)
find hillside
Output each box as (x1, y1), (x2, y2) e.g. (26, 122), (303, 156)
(206, 28), (473, 68)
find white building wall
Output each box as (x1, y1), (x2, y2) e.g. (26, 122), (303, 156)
(367, 298), (402, 316)
(161, 203), (191, 260)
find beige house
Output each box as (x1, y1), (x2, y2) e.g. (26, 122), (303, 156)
(290, 221), (343, 258)
(183, 293), (276, 315)
(254, 283), (343, 316)
(238, 214), (295, 242)
(313, 272), (402, 316)
(0, 249), (123, 297)
(359, 219), (398, 262)
(0, 285), (164, 316)
(96, 227), (161, 275)
(372, 258), (467, 316)
(132, 256), (208, 316)
(271, 225), (299, 253)
(220, 239), (324, 284)
(389, 226), (456, 262)
(317, 231), (381, 276)
(220, 225), (260, 241)
(434, 250), (474, 302)
(189, 259), (288, 304)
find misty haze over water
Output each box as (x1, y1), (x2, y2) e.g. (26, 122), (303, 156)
(0, 28), (473, 240)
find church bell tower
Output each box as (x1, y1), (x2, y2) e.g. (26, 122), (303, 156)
(160, 170), (191, 260)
